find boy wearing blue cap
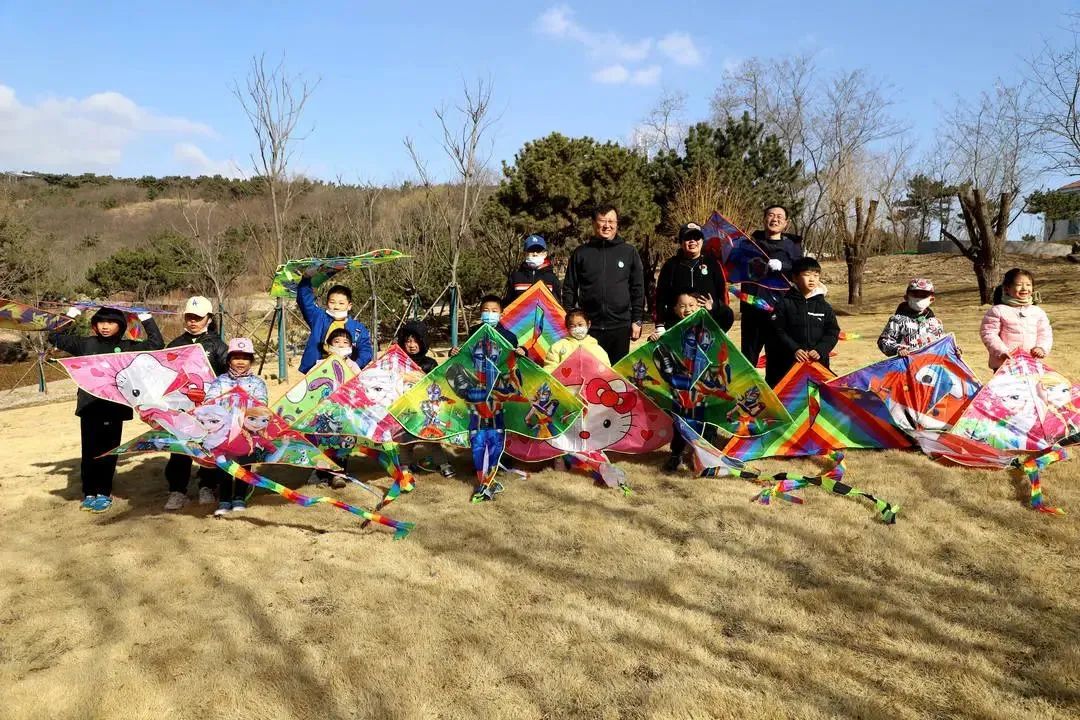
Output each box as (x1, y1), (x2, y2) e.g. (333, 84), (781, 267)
(504, 234), (561, 305)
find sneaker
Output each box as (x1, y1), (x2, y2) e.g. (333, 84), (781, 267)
(663, 455), (682, 473)
(80, 495), (95, 511)
(88, 495), (113, 513)
(231, 499), (247, 512)
(329, 475), (347, 490)
(439, 463), (456, 479)
(197, 487), (216, 505)
(214, 501), (233, 517)
(307, 470), (322, 486)
(164, 491), (188, 511)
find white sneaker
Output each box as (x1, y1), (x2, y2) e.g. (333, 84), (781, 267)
(198, 487), (216, 505)
(164, 491), (188, 511)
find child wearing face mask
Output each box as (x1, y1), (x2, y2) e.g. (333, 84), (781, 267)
(449, 294), (520, 356)
(980, 267), (1053, 370)
(162, 296), (230, 511)
(49, 305), (163, 513)
(324, 328), (364, 373)
(504, 234), (561, 305)
(877, 278), (947, 358)
(543, 310), (610, 370)
(297, 277), (374, 373)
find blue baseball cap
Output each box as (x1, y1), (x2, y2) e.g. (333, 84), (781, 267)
(524, 234), (547, 250)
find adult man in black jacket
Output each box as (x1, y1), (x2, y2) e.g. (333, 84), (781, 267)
(742, 205), (803, 366)
(504, 234), (561, 305)
(562, 205), (645, 361)
(654, 222), (734, 333)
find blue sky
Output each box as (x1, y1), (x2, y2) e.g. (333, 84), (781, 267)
(0, 0), (1075, 204)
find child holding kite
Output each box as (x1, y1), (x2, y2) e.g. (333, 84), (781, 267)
(766, 257), (840, 387)
(325, 328), (365, 374)
(876, 279), (946, 357)
(297, 277), (373, 373)
(398, 320), (438, 373)
(163, 295), (230, 511)
(49, 306), (163, 513)
(450, 294), (520, 355)
(980, 268), (1053, 370)
(544, 309), (610, 371)
(396, 321), (456, 477)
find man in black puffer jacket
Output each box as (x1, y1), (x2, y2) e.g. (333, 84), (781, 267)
(765, 257), (840, 387)
(162, 296), (231, 511)
(562, 205), (645, 362)
(742, 205), (804, 366)
(504, 235), (561, 305)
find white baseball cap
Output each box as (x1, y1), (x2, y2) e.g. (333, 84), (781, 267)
(184, 296), (213, 317)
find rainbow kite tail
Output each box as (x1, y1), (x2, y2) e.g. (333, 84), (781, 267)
(1019, 448), (1067, 516)
(750, 452), (899, 524)
(216, 458), (415, 539)
(729, 287), (774, 313)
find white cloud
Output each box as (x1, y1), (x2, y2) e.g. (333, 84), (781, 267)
(0, 84), (214, 173)
(538, 6), (652, 65)
(592, 65), (631, 84)
(172, 143), (242, 178)
(658, 32), (703, 66)
(631, 66), (662, 86)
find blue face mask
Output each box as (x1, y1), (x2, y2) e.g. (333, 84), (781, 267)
(481, 310), (501, 326)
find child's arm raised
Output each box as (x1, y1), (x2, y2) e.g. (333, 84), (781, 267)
(296, 276), (319, 327)
(138, 313), (164, 350)
(48, 308), (85, 355)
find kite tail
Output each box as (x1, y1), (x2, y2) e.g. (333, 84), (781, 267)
(837, 331), (862, 341)
(1018, 448), (1067, 516)
(729, 287), (773, 313)
(750, 452), (899, 524)
(562, 453), (632, 496)
(216, 457), (414, 539)
(357, 445), (416, 528)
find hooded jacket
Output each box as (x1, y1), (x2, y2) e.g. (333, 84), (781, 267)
(654, 251), (734, 332)
(397, 320), (438, 373)
(877, 302), (946, 357)
(562, 236), (645, 330)
(297, 277), (374, 373)
(48, 307), (165, 418)
(167, 322), (229, 375)
(504, 259), (561, 305)
(766, 288), (840, 386)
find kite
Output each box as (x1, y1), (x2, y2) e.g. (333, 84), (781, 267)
(613, 308), (791, 439)
(0, 299), (72, 332)
(269, 250), (406, 298)
(500, 281), (569, 363)
(829, 334), (980, 434)
(701, 211), (791, 292)
(68, 301), (174, 342)
(56, 345), (216, 438)
(273, 356), (358, 425)
(948, 353), (1080, 452)
(390, 325), (583, 502)
(722, 362), (910, 460)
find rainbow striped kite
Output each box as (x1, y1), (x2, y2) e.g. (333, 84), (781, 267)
(499, 281), (568, 363)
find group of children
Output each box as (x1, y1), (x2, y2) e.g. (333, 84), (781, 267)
(49, 258), (1055, 513)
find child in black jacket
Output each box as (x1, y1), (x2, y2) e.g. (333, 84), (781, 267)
(765, 257), (840, 387)
(49, 306), (164, 513)
(396, 320), (455, 478)
(397, 320), (438, 373)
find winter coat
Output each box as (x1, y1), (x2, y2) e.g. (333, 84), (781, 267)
(766, 289), (840, 386)
(205, 372), (269, 405)
(167, 329), (229, 375)
(749, 230), (804, 306)
(877, 303), (946, 357)
(48, 313), (164, 418)
(979, 304), (1053, 370)
(562, 236), (645, 330)
(297, 277), (374, 373)
(654, 252), (734, 332)
(397, 320), (438, 373)
(504, 260), (561, 305)
(543, 335), (610, 371)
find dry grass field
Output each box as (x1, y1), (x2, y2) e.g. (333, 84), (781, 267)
(1, 254), (1078, 720)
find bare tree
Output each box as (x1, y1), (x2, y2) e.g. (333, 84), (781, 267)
(171, 192), (244, 309)
(632, 89), (689, 157)
(404, 77), (498, 337)
(832, 196), (879, 305)
(232, 53), (318, 271)
(1027, 17), (1080, 175)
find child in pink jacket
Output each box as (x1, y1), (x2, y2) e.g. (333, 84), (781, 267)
(979, 268), (1053, 370)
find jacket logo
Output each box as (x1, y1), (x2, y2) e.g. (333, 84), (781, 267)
(701, 266), (708, 275)
(808, 312), (824, 319)
(618, 260), (625, 268)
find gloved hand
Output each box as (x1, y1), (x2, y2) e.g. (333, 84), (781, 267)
(137, 312), (153, 321)
(767, 259), (783, 272)
(65, 307), (82, 318)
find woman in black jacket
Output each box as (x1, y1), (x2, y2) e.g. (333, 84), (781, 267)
(163, 296), (230, 511)
(654, 223), (735, 333)
(49, 306), (164, 513)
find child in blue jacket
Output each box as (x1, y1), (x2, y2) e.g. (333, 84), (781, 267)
(297, 278), (374, 373)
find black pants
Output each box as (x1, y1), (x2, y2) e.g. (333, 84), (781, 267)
(589, 325), (632, 363)
(315, 455), (349, 480)
(740, 304), (772, 367)
(80, 414), (124, 497)
(165, 454), (217, 493)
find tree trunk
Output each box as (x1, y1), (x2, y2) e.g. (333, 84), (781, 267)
(956, 187), (1010, 305)
(846, 255), (866, 305)
(837, 197), (879, 306)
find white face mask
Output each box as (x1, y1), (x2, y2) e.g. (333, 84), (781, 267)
(327, 309), (349, 321)
(525, 252), (546, 268)
(570, 326), (589, 340)
(907, 297), (932, 313)
(330, 346), (352, 357)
